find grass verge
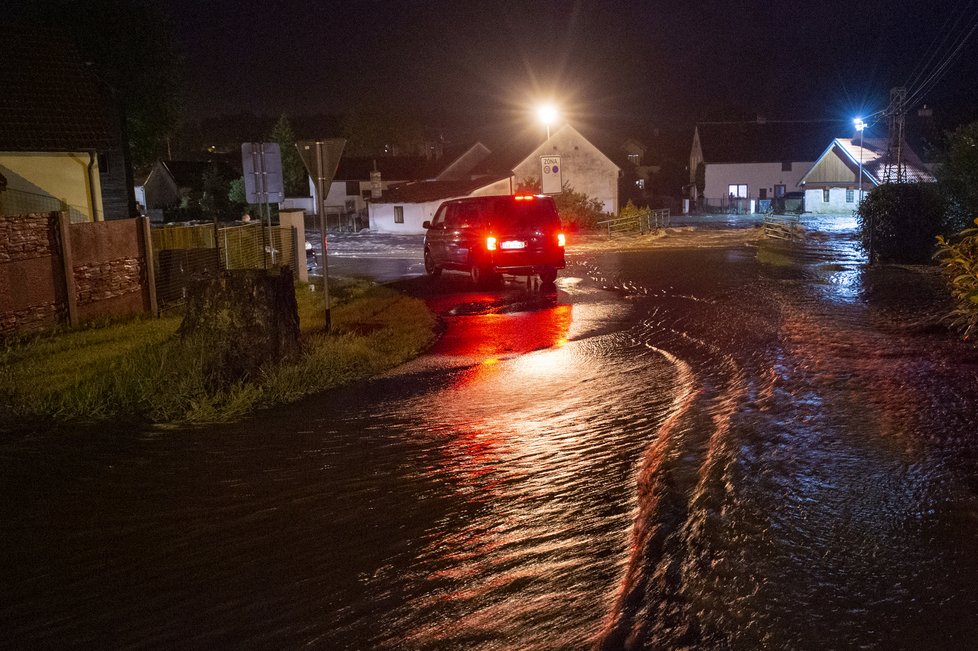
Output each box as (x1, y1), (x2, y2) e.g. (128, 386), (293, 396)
(0, 279), (435, 430)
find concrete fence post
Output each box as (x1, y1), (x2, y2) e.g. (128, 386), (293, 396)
(139, 215), (159, 316)
(55, 211), (79, 327)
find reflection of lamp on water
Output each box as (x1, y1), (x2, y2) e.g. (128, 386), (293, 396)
(537, 104), (558, 141)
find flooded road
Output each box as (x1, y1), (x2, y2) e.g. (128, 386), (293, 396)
(3, 224), (978, 649)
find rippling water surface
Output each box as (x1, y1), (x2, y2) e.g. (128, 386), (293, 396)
(3, 223), (978, 650)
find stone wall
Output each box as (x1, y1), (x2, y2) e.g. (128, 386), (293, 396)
(0, 212), (155, 336)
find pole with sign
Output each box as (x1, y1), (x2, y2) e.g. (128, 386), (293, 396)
(297, 139), (346, 332)
(241, 143), (285, 269)
(541, 155), (562, 194)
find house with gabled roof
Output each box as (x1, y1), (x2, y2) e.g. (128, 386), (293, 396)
(368, 175), (512, 234)
(690, 119), (841, 210)
(798, 137), (936, 213)
(511, 124), (620, 215)
(0, 27), (134, 221)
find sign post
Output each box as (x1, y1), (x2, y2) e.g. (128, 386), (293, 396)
(297, 139), (346, 332)
(242, 143), (285, 269)
(541, 155), (562, 194)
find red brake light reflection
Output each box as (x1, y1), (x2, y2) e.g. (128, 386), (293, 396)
(557, 233), (566, 247)
(514, 195), (536, 201)
(486, 236), (497, 251)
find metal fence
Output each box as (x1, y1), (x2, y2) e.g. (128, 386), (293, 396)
(597, 208), (671, 237)
(151, 222), (299, 311)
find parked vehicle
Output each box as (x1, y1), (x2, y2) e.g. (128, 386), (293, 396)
(422, 194), (566, 286)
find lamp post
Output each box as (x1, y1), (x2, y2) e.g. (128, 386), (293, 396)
(537, 104), (558, 141)
(854, 118), (866, 205)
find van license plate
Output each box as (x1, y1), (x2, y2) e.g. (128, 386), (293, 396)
(500, 240), (526, 250)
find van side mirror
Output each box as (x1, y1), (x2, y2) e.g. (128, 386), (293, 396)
(422, 220), (432, 229)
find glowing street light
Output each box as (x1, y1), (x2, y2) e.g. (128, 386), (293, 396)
(854, 117), (866, 206)
(537, 104), (558, 141)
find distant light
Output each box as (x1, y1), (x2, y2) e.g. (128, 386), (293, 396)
(854, 117), (866, 132)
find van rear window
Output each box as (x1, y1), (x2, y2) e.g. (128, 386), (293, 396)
(488, 198), (559, 228)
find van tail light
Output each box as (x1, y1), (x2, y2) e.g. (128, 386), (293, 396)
(557, 233), (566, 247)
(486, 236), (497, 251)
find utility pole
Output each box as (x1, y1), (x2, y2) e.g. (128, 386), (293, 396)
(884, 87), (907, 183)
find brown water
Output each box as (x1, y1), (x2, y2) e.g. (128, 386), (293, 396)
(3, 226), (978, 650)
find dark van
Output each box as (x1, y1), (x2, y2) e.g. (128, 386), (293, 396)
(422, 194), (565, 286)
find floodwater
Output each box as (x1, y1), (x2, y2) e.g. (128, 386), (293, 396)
(2, 222), (978, 649)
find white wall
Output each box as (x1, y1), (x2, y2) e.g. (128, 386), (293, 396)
(512, 126), (619, 215)
(704, 161), (812, 200)
(804, 187), (859, 214)
(369, 201), (440, 234)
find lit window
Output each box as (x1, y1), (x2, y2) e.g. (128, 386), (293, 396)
(627, 153), (640, 164)
(822, 189), (830, 202)
(635, 179), (645, 190)
(846, 188), (854, 203)
(728, 184), (748, 198)
(394, 206), (404, 223)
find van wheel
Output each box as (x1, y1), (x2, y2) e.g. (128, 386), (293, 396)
(538, 268), (558, 285)
(424, 249), (441, 278)
(470, 263), (497, 287)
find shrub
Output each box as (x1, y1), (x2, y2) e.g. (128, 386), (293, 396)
(935, 218), (978, 340)
(856, 182), (946, 263)
(938, 121), (978, 235)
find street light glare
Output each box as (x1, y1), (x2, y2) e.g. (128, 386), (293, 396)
(854, 117), (866, 132)
(537, 104), (558, 126)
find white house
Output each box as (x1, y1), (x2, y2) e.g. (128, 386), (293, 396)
(511, 124), (620, 215)
(368, 176), (512, 234)
(798, 137), (936, 214)
(689, 119), (841, 210)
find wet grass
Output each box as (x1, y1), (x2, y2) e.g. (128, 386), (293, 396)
(0, 279), (435, 430)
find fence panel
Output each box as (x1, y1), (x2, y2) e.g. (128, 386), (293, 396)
(151, 222), (298, 312)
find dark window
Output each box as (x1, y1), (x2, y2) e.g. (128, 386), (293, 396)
(846, 188), (854, 203)
(759, 188), (768, 199)
(394, 206), (404, 223)
(782, 161), (792, 171)
(822, 188), (830, 202)
(97, 153), (108, 174)
(775, 184), (786, 197)
(346, 181), (359, 196)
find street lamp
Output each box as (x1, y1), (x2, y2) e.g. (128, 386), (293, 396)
(854, 117), (866, 206)
(537, 104), (558, 141)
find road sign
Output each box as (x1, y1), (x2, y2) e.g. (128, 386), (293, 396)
(241, 142), (284, 204)
(541, 155), (562, 194)
(296, 139), (346, 213)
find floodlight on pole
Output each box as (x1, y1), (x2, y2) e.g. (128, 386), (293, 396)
(537, 104), (558, 141)
(854, 118), (866, 206)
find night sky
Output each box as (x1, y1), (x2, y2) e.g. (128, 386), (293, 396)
(165, 0), (978, 138)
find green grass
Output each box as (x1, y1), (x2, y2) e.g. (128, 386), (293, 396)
(0, 279), (435, 430)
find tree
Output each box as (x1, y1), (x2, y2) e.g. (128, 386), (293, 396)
(856, 183), (946, 263)
(269, 114), (308, 197)
(938, 121), (978, 235)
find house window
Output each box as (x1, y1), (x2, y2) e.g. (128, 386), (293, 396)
(759, 188), (768, 199)
(728, 184), (748, 198)
(394, 206), (404, 223)
(627, 153), (640, 165)
(782, 161), (792, 171)
(822, 189), (830, 202)
(635, 179), (645, 190)
(846, 188), (854, 203)
(346, 181), (360, 196)
(98, 153), (108, 173)
(774, 184), (786, 198)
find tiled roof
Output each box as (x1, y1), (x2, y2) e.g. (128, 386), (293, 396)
(0, 27), (119, 152)
(374, 176), (510, 204)
(697, 121), (844, 164)
(833, 138), (935, 184)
